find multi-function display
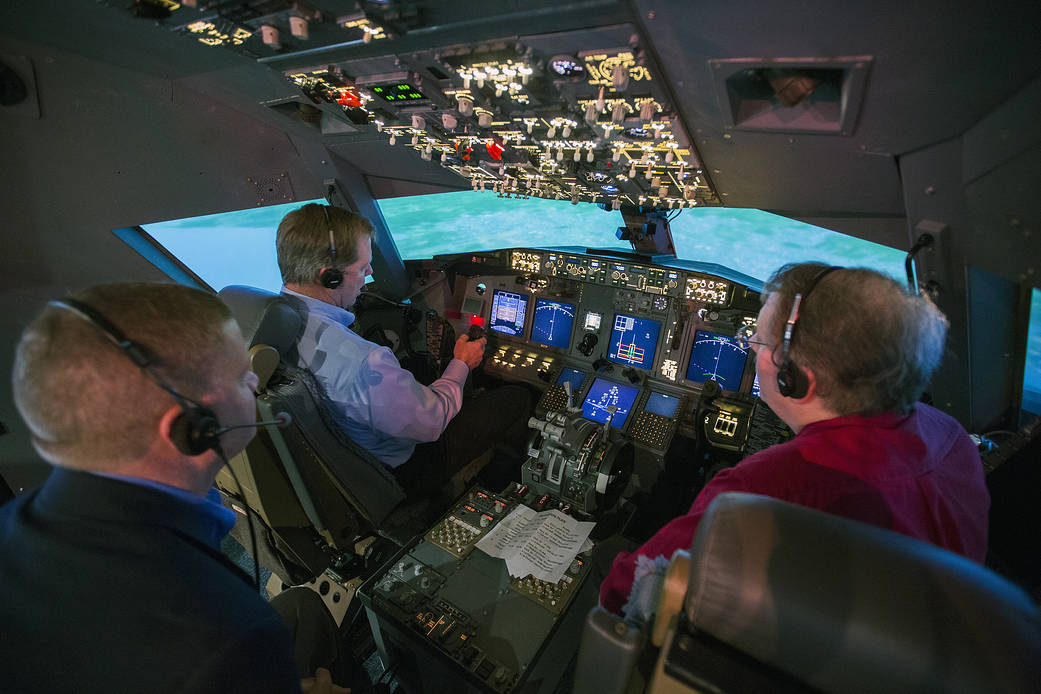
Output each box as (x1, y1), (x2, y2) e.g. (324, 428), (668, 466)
(581, 378), (639, 429)
(685, 330), (748, 390)
(608, 314), (661, 370)
(644, 392), (681, 418)
(530, 298), (575, 349)
(488, 290), (529, 337)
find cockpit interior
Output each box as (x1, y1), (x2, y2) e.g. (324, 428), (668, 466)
(2, 1), (1040, 692)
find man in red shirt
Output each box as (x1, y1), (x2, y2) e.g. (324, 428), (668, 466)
(600, 263), (990, 616)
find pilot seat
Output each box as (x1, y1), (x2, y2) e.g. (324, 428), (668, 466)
(216, 285), (446, 586)
(575, 492), (1041, 694)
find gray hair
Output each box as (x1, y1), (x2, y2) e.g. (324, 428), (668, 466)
(275, 203), (374, 286)
(763, 263), (949, 416)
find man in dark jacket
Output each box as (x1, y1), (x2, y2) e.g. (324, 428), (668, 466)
(0, 283), (346, 693)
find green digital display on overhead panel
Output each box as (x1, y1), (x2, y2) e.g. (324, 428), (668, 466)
(371, 83), (425, 101)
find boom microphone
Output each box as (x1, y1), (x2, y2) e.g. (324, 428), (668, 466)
(213, 412), (292, 436)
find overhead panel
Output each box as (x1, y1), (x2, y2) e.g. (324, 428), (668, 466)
(100, 0), (719, 211)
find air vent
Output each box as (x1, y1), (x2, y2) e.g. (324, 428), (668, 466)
(261, 96), (361, 136)
(710, 56), (871, 135)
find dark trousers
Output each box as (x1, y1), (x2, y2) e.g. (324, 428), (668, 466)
(269, 587), (342, 680)
(393, 384), (533, 499)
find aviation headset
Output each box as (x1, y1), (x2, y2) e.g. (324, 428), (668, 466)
(318, 205), (344, 289)
(50, 297), (276, 590)
(775, 266), (843, 399)
(51, 298), (236, 456)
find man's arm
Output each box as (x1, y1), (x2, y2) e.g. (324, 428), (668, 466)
(599, 464), (750, 615)
(363, 335), (486, 442)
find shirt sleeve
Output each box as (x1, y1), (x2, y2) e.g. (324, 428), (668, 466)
(361, 346), (470, 443)
(598, 462), (754, 615)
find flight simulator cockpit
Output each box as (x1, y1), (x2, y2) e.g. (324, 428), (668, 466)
(5, 1), (1040, 692)
(348, 235), (798, 694)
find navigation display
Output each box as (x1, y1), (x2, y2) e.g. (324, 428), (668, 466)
(582, 378), (639, 429)
(556, 367), (586, 394)
(751, 373), (761, 398)
(488, 290), (528, 336)
(685, 330), (748, 390)
(644, 392), (680, 418)
(608, 314), (661, 369)
(531, 297), (575, 349)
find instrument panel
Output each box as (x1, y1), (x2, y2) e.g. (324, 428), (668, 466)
(450, 247), (783, 457)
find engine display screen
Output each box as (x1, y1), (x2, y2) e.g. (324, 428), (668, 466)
(644, 392), (680, 418)
(608, 314), (661, 369)
(530, 297), (575, 349)
(685, 330), (748, 390)
(582, 378), (639, 429)
(489, 289), (528, 337)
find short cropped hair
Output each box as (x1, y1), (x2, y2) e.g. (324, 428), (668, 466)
(12, 283), (234, 469)
(275, 203), (374, 286)
(763, 263), (949, 416)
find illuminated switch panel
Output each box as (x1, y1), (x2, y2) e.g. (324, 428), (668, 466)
(510, 250), (542, 274)
(424, 489), (513, 558)
(659, 358), (678, 381)
(712, 411), (740, 437)
(489, 345), (555, 381)
(701, 405), (753, 453)
(685, 276), (731, 305)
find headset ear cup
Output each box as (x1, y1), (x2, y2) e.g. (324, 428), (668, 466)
(776, 361), (808, 399)
(171, 407), (220, 456)
(320, 268), (343, 289)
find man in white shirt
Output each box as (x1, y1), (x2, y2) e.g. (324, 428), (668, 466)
(276, 203), (530, 494)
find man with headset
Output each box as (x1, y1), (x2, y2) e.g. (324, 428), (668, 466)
(0, 283), (347, 693)
(276, 203), (531, 496)
(599, 262), (990, 616)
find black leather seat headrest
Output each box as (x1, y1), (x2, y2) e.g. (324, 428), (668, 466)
(687, 493), (1041, 694)
(218, 285), (302, 355)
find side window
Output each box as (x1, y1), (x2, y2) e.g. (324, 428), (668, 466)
(120, 198), (324, 292)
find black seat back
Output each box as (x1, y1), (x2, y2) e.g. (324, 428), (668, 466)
(576, 493), (1041, 694)
(216, 285), (410, 580)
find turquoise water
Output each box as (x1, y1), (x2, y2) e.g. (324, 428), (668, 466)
(143, 190), (906, 290)
(141, 199), (321, 294)
(377, 190), (907, 283)
(139, 190), (1038, 414)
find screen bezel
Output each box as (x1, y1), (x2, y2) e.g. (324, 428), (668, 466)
(530, 296), (577, 350)
(606, 312), (662, 370)
(581, 377), (640, 429)
(683, 328), (753, 393)
(487, 288), (530, 338)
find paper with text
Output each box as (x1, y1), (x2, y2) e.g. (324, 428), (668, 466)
(475, 505), (595, 584)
